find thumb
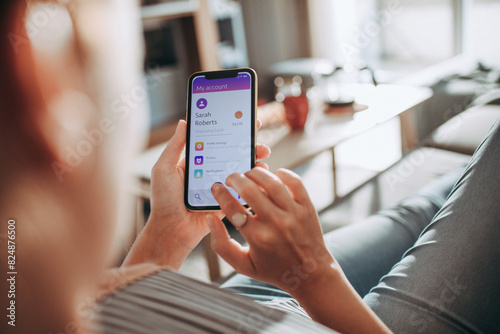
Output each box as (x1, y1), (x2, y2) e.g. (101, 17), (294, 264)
(157, 120), (187, 168)
(206, 215), (254, 275)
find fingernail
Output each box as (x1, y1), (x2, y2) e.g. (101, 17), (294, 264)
(211, 182), (223, 192)
(232, 213), (248, 228)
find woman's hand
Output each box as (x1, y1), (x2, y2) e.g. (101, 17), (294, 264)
(208, 168), (392, 334)
(123, 120), (270, 269)
(208, 167), (335, 293)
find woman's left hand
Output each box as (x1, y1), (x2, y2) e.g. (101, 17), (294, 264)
(124, 119), (270, 269)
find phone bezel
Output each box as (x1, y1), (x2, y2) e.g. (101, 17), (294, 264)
(184, 68), (257, 211)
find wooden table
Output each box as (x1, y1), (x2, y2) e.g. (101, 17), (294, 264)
(133, 84), (432, 281)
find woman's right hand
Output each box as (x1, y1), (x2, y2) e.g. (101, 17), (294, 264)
(208, 168), (392, 334)
(207, 167), (336, 294)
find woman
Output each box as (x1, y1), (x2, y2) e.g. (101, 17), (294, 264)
(2, 1), (499, 333)
(0, 0), (387, 332)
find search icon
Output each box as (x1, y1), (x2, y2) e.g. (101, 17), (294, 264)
(195, 193), (201, 200)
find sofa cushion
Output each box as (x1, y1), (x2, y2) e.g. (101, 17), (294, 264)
(427, 104), (500, 155)
(319, 147), (471, 231)
(221, 166), (466, 299)
(377, 147), (471, 210)
(324, 167), (465, 297)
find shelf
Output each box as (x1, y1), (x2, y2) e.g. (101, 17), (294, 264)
(141, 0), (219, 70)
(141, 0), (198, 21)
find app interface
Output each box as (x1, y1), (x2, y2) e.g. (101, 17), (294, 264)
(187, 72), (253, 207)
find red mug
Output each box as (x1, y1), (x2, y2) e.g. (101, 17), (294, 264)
(283, 94), (309, 130)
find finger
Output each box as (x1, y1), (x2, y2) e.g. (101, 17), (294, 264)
(257, 119), (262, 130)
(157, 120), (186, 168)
(255, 161), (269, 170)
(211, 183), (252, 229)
(275, 169), (313, 206)
(224, 173), (278, 221)
(244, 167), (293, 210)
(255, 144), (271, 161)
(206, 215), (254, 275)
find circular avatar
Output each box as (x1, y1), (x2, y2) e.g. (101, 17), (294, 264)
(197, 98), (207, 109)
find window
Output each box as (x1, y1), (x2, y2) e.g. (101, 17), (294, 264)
(309, 0), (500, 79)
(471, 0), (500, 67)
(376, 0), (456, 69)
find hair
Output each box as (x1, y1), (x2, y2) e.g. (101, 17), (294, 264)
(0, 0), (52, 182)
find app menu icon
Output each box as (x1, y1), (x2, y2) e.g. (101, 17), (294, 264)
(194, 169), (203, 178)
(195, 142), (204, 151)
(194, 156), (204, 165)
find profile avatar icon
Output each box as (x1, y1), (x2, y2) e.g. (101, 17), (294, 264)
(235, 111), (243, 119)
(197, 98), (207, 109)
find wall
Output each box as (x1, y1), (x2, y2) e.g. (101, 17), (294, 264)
(238, 0), (311, 99)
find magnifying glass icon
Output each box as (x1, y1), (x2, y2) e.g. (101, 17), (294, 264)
(195, 193), (201, 200)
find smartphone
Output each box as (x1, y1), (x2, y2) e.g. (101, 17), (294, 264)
(184, 68), (257, 211)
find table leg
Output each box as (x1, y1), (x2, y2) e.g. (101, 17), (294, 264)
(399, 109), (419, 154)
(331, 148), (338, 199)
(202, 235), (221, 282)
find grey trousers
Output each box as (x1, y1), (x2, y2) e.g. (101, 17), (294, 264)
(223, 120), (500, 333)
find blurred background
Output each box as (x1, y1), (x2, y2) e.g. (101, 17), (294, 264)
(136, 0), (500, 281)
(141, 0), (500, 132)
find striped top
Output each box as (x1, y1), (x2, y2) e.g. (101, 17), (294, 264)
(93, 269), (337, 333)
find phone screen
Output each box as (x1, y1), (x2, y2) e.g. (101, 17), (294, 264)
(184, 69), (256, 211)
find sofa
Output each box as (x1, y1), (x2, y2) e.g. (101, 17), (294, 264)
(96, 93), (499, 333)
(220, 92), (500, 324)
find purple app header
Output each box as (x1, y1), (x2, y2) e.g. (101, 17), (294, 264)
(193, 74), (251, 94)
